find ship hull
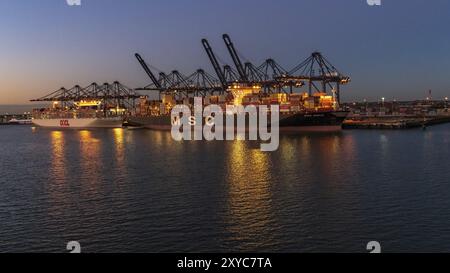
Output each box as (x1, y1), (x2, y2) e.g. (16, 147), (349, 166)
(32, 117), (123, 128)
(128, 111), (349, 132)
(276, 111), (348, 131)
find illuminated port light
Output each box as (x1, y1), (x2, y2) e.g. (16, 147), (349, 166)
(228, 83), (262, 105)
(75, 100), (102, 107)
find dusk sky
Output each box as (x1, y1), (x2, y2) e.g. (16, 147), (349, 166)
(1, 0), (450, 105)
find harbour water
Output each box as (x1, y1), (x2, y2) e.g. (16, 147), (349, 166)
(1, 124), (450, 253)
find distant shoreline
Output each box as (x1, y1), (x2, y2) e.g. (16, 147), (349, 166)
(0, 104), (46, 115)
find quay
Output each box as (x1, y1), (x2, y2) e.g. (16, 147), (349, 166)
(342, 99), (450, 129)
(343, 115), (450, 129)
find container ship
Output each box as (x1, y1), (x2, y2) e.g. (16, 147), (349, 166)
(30, 82), (139, 129)
(32, 100), (124, 128)
(128, 84), (349, 132)
(131, 35), (351, 132)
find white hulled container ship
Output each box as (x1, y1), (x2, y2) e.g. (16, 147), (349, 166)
(32, 100), (124, 128)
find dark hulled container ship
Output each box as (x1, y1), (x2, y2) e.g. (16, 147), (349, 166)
(129, 110), (348, 132)
(131, 38), (351, 132)
(128, 84), (349, 131)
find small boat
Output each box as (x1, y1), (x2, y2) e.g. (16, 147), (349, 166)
(8, 118), (33, 125)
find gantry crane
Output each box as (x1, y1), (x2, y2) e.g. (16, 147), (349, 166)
(201, 39), (228, 90)
(283, 52), (350, 104)
(222, 34), (248, 82)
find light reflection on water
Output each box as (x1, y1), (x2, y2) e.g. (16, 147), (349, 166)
(113, 128), (126, 175)
(79, 130), (101, 195)
(47, 131), (67, 213)
(50, 131), (66, 182)
(224, 141), (278, 250)
(1, 125), (450, 252)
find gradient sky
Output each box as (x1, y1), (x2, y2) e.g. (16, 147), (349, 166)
(1, 0), (450, 104)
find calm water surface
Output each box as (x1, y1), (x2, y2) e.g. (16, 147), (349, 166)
(1, 124), (450, 253)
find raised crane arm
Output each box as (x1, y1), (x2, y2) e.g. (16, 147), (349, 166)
(201, 39), (227, 89)
(135, 53), (162, 89)
(222, 34), (248, 82)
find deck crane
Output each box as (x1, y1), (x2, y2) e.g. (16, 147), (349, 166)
(222, 34), (248, 82)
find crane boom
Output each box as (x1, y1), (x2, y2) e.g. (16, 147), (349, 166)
(135, 53), (162, 89)
(201, 39), (227, 89)
(222, 34), (248, 81)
